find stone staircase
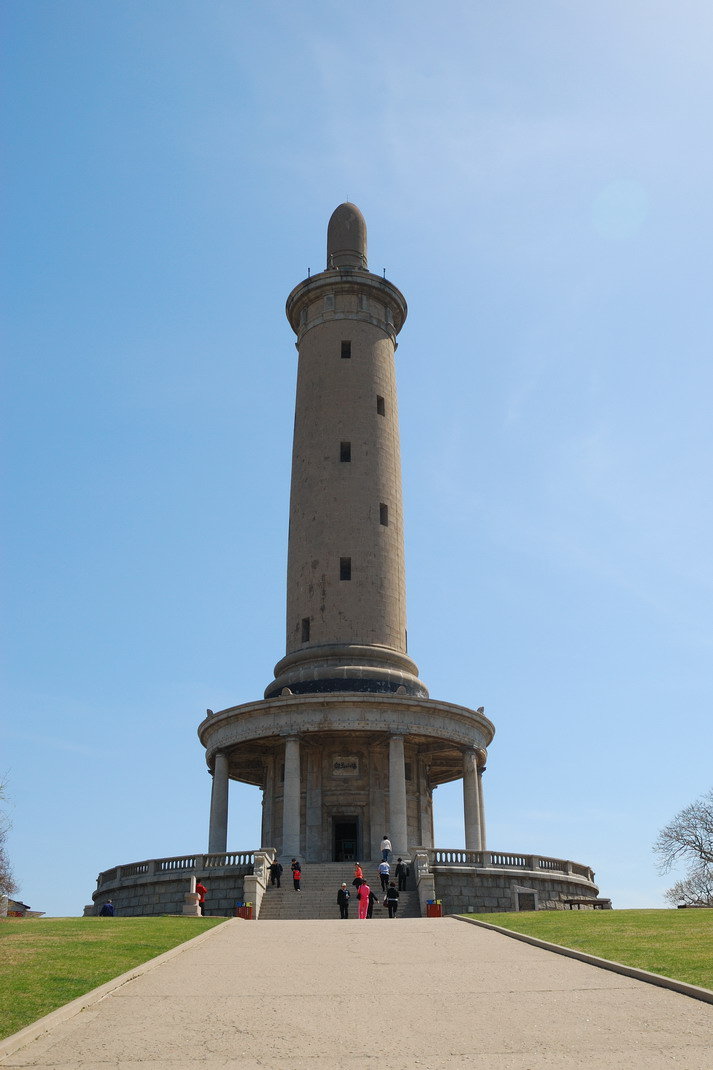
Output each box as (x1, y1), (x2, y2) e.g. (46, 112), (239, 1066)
(257, 862), (421, 920)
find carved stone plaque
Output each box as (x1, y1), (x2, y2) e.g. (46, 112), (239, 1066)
(332, 755), (359, 777)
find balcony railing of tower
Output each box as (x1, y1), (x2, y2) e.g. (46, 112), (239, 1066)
(97, 849), (594, 888)
(96, 851), (258, 889)
(428, 849), (594, 883)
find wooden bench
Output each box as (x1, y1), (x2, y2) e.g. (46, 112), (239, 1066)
(562, 897), (612, 910)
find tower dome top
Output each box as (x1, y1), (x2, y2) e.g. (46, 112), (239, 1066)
(327, 202), (367, 270)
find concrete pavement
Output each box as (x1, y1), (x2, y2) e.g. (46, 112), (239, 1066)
(2, 917), (712, 1069)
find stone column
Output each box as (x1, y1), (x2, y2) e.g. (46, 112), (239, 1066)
(417, 758), (433, 849)
(282, 736), (301, 859)
(463, 749), (482, 851)
(412, 849), (436, 917)
(261, 757), (274, 849)
(243, 850), (271, 920)
(369, 743), (387, 860)
(477, 762), (487, 851)
(208, 752), (229, 853)
(182, 875), (201, 916)
(389, 734), (408, 857)
(305, 747), (323, 861)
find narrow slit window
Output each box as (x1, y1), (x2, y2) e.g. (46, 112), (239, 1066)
(340, 441), (351, 462)
(341, 340), (351, 359)
(376, 395), (386, 416)
(340, 557), (352, 581)
(301, 617), (310, 642)
(380, 503), (389, 526)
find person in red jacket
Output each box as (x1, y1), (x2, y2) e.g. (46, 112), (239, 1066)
(196, 879), (207, 915)
(357, 881), (371, 919)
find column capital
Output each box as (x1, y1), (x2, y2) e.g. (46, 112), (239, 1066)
(211, 750), (230, 773)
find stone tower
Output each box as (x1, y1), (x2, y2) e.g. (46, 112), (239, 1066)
(267, 203), (426, 701)
(199, 204), (494, 863)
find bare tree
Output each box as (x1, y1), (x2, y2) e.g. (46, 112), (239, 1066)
(663, 870), (713, 908)
(654, 788), (713, 907)
(0, 779), (18, 898)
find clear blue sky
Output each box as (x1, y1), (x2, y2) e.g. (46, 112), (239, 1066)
(2, 1), (712, 916)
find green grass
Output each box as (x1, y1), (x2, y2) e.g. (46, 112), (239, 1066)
(0, 915), (224, 1041)
(464, 907), (713, 990)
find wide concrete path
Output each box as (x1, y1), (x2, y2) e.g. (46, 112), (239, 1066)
(3, 918), (712, 1069)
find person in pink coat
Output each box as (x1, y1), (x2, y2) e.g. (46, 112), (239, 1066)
(357, 881), (371, 919)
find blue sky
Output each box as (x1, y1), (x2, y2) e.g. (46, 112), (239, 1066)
(2, 1), (712, 916)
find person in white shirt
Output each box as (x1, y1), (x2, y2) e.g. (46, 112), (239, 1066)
(378, 859), (390, 891)
(380, 836), (392, 862)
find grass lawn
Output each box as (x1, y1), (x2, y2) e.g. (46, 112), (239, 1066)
(0, 915), (224, 1041)
(464, 907), (713, 990)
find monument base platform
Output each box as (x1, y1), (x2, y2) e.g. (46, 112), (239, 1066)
(86, 847), (601, 918)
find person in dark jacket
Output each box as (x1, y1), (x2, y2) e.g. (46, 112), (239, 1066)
(395, 857), (409, 891)
(99, 900), (114, 916)
(337, 883), (350, 918)
(385, 881), (399, 918)
(367, 887), (378, 918)
(268, 861), (283, 887)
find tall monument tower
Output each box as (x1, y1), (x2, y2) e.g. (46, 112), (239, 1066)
(199, 204), (494, 863)
(91, 204), (601, 917)
(268, 203), (425, 701)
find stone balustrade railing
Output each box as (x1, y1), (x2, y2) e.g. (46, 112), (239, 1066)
(428, 848), (594, 884)
(96, 851), (258, 889)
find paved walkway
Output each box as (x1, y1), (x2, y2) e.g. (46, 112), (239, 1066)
(3, 918), (712, 1069)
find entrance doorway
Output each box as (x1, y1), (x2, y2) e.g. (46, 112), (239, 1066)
(333, 818), (359, 862)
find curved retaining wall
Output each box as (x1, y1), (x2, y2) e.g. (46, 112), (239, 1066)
(89, 871), (248, 918)
(432, 869), (599, 914)
(87, 852), (259, 918)
(413, 849), (601, 915)
(86, 848), (602, 917)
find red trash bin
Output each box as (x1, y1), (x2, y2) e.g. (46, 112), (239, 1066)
(426, 903), (443, 918)
(235, 905), (253, 919)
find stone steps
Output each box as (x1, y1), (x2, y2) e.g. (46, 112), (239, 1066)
(258, 862), (420, 920)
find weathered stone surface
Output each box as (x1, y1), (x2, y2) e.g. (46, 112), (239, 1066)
(433, 870), (599, 914)
(91, 874), (246, 918)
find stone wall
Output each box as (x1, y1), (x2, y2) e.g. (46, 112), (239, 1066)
(433, 869), (599, 914)
(90, 872), (247, 918)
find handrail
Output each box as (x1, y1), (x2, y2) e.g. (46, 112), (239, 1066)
(428, 849), (594, 882)
(96, 850), (259, 888)
(96, 848), (595, 889)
